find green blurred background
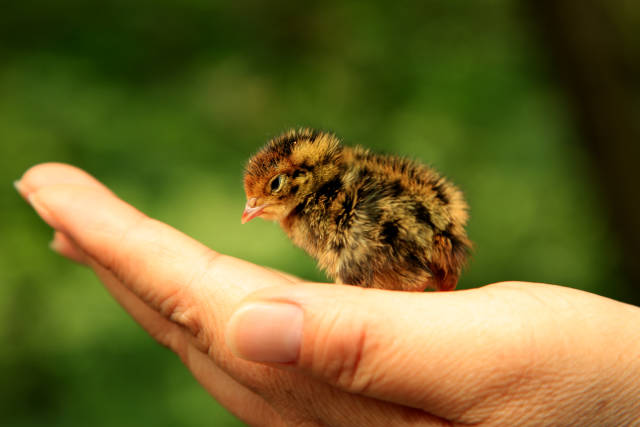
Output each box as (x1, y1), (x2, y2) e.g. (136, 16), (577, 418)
(2, 1), (638, 425)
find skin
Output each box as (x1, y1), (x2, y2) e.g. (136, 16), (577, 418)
(16, 163), (640, 426)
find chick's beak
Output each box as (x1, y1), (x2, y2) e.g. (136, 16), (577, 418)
(241, 197), (268, 224)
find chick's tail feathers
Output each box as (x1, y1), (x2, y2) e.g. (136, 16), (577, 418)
(426, 234), (471, 291)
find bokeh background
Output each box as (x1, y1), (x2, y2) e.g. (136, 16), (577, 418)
(2, 0), (639, 425)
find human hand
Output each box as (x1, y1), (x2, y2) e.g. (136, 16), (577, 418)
(17, 163), (640, 426)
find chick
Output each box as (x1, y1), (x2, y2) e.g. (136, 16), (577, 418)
(242, 128), (471, 291)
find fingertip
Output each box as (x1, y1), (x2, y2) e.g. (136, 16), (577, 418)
(25, 184), (127, 235)
(18, 163), (109, 198)
(27, 191), (63, 230)
(22, 162), (84, 179)
(49, 232), (65, 253)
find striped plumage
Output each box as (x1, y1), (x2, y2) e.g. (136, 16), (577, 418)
(242, 128), (471, 291)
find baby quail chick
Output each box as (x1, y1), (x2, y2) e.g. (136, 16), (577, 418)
(242, 129), (471, 291)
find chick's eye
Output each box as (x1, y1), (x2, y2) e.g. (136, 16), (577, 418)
(270, 175), (285, 193)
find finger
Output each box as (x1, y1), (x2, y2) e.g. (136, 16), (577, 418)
(44, 214), (283, 425)
(65, 246), (284, 426)
(265, 267), (304, 283)
(18, 164), (298, 420)
(16, 162), (115, 199)
(91, 259), (283, 427)
(48, 230), (180, 346)
(226, 282), (546, 424)
(18, 164), (294, 345)
(50, 231), (88, 264)
(184, 345), (285, 426)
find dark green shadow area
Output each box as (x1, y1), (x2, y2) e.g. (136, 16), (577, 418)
(1, 1), (635, 425)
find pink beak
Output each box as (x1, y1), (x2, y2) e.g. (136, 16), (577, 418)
(241, 197), (267, 224)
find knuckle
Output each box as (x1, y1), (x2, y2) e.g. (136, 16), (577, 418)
(159, 285), (202, 337)
(308, 311), (375, 394)
(160, 289), (212, 353)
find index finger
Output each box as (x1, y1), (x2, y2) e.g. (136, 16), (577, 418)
(17, 163), (295, 339)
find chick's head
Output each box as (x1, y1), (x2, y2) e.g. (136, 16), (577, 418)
(242, 128), (342, 224)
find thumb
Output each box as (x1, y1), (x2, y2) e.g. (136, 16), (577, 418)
(225, 282), (535, 418)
